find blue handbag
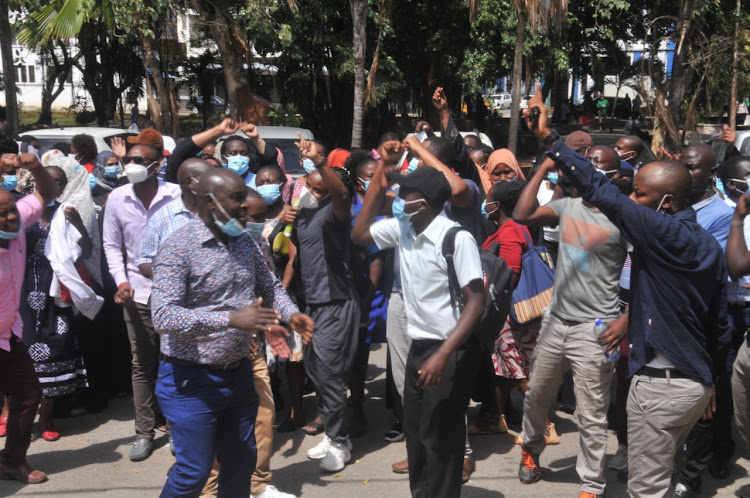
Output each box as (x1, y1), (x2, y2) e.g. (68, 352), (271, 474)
(509, 228), (556, 324)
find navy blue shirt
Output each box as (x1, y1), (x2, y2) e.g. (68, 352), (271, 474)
(548, 140), (731, 386)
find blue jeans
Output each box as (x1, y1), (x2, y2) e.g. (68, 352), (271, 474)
(155, 358), (258, 497)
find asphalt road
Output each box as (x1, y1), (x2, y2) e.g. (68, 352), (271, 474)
(3, 343), (749, 497)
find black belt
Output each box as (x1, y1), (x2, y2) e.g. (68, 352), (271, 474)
(163, 355), (242, 372)
(728, 301), (750, 309)
(636, 366), (689, 379)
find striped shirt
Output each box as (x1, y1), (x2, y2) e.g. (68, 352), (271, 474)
(135, 196), (195, 266)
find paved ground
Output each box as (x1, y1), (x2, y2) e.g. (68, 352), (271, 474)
(3, 343), (749, 497)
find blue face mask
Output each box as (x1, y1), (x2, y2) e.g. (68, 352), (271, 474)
(1, 175), (18, 192)
(47, 200), (56, 208)
(88, 173), (97, 190)
(302, 158), (316, 175)
(103, 164), (121, 179)
(245, 221), (265, 241)
(209, 192), (245, 237)
(256, 184), (282, 205)
(391, 196), (424, 223)
(715, 178), (726, 196)
(407, 158), (419, 175)
(0, 221), (21, 240)
(547, 172), (559, 185)
(481, 200), (498, 219)
(225, 155), (251, 176)
(358, 177), (370, 192)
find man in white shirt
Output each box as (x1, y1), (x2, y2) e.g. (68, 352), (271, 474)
(353, 144), (484, 498)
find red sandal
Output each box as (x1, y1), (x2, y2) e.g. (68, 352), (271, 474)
(40, 424), (60, 442)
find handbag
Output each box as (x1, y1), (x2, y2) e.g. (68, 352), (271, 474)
(509, 228), (555, 324)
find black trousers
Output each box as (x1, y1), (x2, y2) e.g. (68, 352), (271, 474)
(404, 338), (480, 498)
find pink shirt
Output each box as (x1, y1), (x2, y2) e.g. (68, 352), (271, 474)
(0, 195), (43, 351)
(102, 180), (180, 305)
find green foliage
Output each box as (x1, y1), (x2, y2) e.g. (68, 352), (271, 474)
(268, 103), (302, 126)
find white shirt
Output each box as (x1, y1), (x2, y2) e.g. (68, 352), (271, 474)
(536, 181), (559, 242)
(370, 212), (483, 341)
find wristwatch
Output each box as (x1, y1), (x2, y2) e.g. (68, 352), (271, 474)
(542, 130), (560, 147)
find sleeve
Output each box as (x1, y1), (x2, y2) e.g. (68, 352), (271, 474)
(165, 138), (202, 183)
(17, 194), (43, 228)
(707, 266), (732, 383)
(248, 237), (299, 322)
(545, 197), (568, 218)
(498, 225), (527, 273)
(101, 197), (128, 286)
(151, 239), (231, 335)
(370, 217), (402, 250)
(453, 229), (483, 288)
(135, 212), (162, 266)
(548, 140), (683, 252)
(442, 114), (483, 189)
(708, 209), (733, 251)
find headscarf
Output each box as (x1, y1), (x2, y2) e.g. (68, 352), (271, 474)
(41, 149), (103, 285)
(93, 151), (120, 192)
(487, 148), (525, 180)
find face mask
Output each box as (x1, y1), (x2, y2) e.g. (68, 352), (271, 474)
(391, 196), (424, 223)
(256, 184), (281, 205)
(88, 173), (97, 190)
(298, 187), (329, 210)
(123, 162), (154, 184)
(481, 200), (498, 219)
(618, 150), (635, 161)
(358, 177), (370, 192)
(1, 174), (18, 191)
(302, 158), (317, 175)
(547, 172), (559, 184)
(655, 194), (669, 213)
(596, 169), (618, 176)
(407, 157), (419, 175)
(208, 192), (245, 237)
(244, 221), (265, 241)
(0, 224), (21, 240)
(47, 200), (56, 208)
(68, 153), (78, 162)
(225, 155), (250, 176)
(103, 164), (121, 179)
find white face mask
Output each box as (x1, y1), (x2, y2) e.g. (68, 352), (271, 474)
(298, 186), (328, 210)
(655, 194), (669, 213)
(123, 162), (154, 184)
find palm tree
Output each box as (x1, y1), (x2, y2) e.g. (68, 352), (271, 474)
(0, 0), (19, 133)
(351, 0), (366, 148)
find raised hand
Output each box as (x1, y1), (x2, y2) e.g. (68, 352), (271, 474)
(377, 140), (404, 166)
(240, 122), (260, 140)
(218, 118), (241, 136)
(432, 87), (448, 112)
(110, 137), (127, 159)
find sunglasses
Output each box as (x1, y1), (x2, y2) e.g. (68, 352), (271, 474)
(123, 156), (157, 166)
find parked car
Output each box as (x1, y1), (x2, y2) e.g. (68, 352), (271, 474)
(519, 95), (534, 110)
(224, 126), (315, 175)
(23, 127), (137, 155)
(489, 93), (512, 110)
(407, 131), (494, 148)
(186, 96), (229, 115)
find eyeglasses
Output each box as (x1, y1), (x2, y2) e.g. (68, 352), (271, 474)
(123, 156), (157, 165)
(224, 150), (250, 157)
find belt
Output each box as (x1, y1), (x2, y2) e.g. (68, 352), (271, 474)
(636, 366), (689, 379)
(728, 301), (750, 309)
(162, 355), (242, 372)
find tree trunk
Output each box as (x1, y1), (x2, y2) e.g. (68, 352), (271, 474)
(350, 0), (367, 148)
(140, 33), (172, 135)
(508, 18), (525, 155)
(144, 73), (162, 129)
(0, 0), (19, 134)
(730, 0), (741, 128)
(37, 44), (74, 126)
(190, 0), (271, 124)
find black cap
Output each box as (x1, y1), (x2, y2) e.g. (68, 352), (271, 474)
(388, 167), (452, 206)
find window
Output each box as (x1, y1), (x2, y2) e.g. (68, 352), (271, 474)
(16, 65), (26, 83)
(28, 65), (35, 83)
(15, 65), (36, 83)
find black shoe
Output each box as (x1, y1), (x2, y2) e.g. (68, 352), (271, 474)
(518, 445), (541, 484)
(616, 468), (628, 484)
(673, 482), (697, 498)
(708, 443), (734, 479)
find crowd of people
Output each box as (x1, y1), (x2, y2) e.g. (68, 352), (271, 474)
(0, 83), (748, 498)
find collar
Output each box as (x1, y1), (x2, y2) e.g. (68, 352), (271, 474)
(692, 193), (720, 211)
(196, 219), (220, 245)
(407, 211), (454, 244)
(169, 196), (194, 217)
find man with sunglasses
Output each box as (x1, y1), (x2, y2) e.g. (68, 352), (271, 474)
(102, 140), (180, 462)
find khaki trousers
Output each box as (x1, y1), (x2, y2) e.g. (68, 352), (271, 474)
(626, 373), (711, 498)
(201, 353), (275, 497)
(733, 339), (750, 449)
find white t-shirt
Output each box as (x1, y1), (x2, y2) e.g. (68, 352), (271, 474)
(536, 181), (559, 242)
(370, 212), (483, 341)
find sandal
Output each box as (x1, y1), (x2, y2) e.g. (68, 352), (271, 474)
(40, 424), (60, 442)
(0, 416), (6, 438)
(277, 418), (304, 433)
(303, 419), (324, 436)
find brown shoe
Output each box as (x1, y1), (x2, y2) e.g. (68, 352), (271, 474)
(462, 456), (475, 483)
(0, 462), (48, 484)
(391, 457), (409, 474)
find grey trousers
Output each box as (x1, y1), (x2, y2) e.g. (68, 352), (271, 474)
(123, 300), (160, 441)
(386, 292), (411, 402)
(627, 373), (712, 498)
(304, 298), (360, 443)
(521, 308), (614, 495)
(732, 339), (750, 449)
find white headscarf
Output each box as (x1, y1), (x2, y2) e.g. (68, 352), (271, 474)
(41, 150), (103, 286)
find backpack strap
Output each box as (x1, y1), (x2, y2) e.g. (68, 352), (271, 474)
(442, 226), (466, 311)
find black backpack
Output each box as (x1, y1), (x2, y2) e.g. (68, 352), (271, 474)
(442, 226), (515, 346)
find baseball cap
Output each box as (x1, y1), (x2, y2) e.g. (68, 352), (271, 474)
(327, 148), (350, 169)
(127, 128), (164, 151)
(565, 131), (593, 151)
(388, 167), (452, 206)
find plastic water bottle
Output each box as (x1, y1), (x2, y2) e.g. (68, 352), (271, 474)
(594, 318), (620, 363)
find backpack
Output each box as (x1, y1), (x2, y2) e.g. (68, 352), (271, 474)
(442, 226), (515, 346)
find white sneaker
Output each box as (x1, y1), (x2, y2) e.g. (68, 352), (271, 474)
(320, 440), (352, 472)
(608, 443), (628, 471)
(251, 484), (296, 498)
(307, 434), (331, 460)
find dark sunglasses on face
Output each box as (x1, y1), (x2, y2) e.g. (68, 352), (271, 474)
(123, 156), (157, 165)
